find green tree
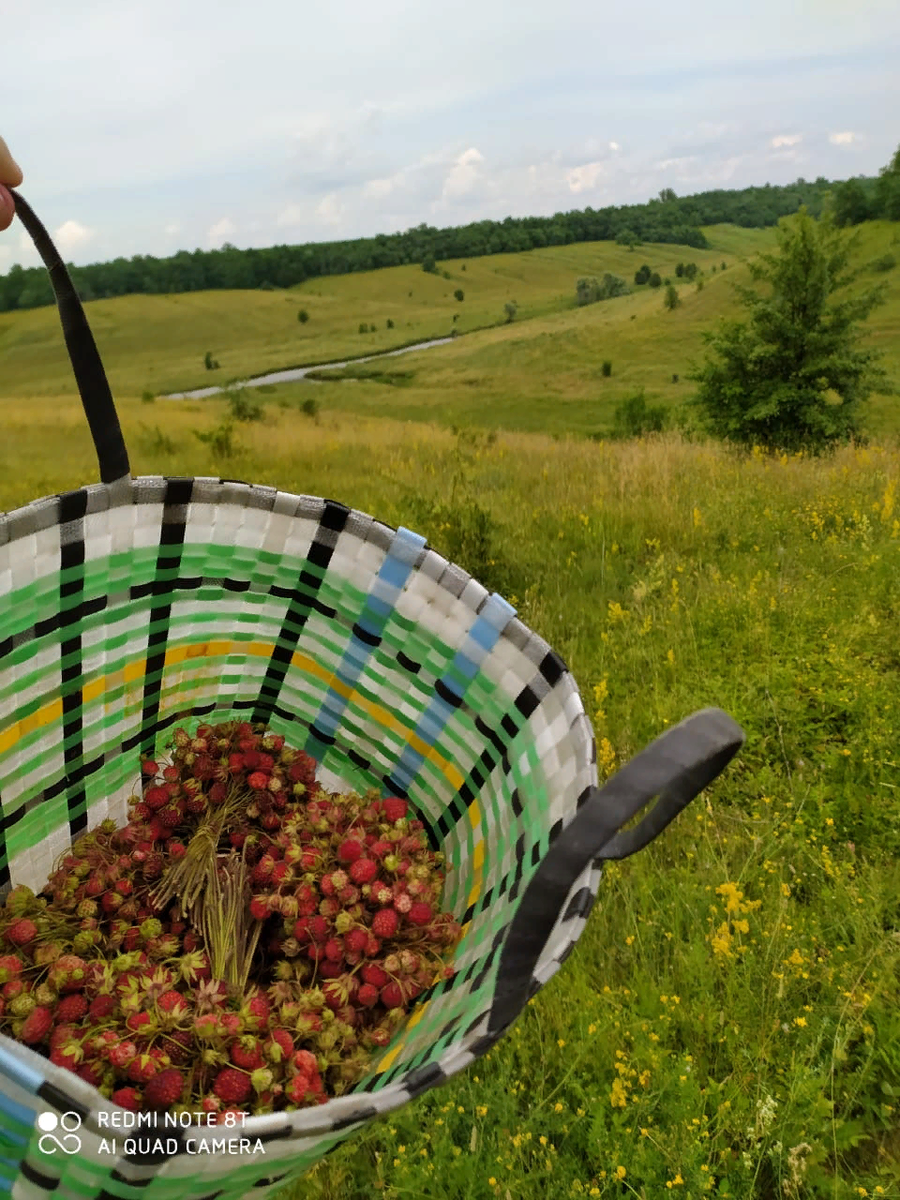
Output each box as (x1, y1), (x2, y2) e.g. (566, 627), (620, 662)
(687, 206), (891, 452)
(298, 309), (309, 323)
(454, 289), (464, 301)
(663, 284), (681, 311)
(648, 272), (662, 288)
(634, 264), (651, 285)
(422, 255), (437, 274)
(832, 178), (870, 227)
(504, 301), (518, 323)
(684, 262), (698, 281)
(874, 143), (900, 220)
(615, 227), (639, 249)
(675, 262), (685, 277)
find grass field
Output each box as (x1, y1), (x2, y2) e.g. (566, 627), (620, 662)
(1, 390), (899, 1199)
(2, 222), (898, 439)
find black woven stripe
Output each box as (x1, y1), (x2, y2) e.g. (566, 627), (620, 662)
(539, 649), (566, 686)
(396, 651), (421, 674)
(563, 886), (596, 921)
(252, 500), (350, 727)
(36, 1081), (90, 1118)
(19, 1158), (59, 1189)
(138, 479), (193, 764)
(58, 489), (89, 841)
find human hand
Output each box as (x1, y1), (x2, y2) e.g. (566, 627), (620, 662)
(0, 136), (24, 231)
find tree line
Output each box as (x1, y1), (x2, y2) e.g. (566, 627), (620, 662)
(0, 148), (897, 314)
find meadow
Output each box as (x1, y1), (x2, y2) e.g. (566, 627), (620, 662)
(1, 218), (899, 1198)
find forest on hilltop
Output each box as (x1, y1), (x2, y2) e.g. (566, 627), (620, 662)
(0, 144), (897, 314)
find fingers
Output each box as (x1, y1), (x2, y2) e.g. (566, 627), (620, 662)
(0, 184), (14, 232)
(0, 136), (23, 188)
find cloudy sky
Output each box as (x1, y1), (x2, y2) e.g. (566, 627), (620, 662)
(2, 0), (899, 271)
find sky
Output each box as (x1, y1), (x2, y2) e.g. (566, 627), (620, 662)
(2, 0), (899, 271)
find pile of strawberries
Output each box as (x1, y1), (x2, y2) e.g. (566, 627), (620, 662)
(0, 720), (461, 1118)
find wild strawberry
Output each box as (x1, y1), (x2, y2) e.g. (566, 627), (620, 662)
(361, 963), (389, 988)
(308, 915), (329, 943)
(0, 954), (23, 983)
(265, 1028), (294, 1063)
(243, 993), (270, 1028)
(158, 805), (183, 828)
(349, 857), (378, 884)
(162, 1030), (193, 1065)
(337, 838), (363, 864)
(407, 902), (434, 926)
(248, 771), (270, 792)
(382, 797), (408, 823)
(127, 1053), (160, 1083)
(19, 1005), (53, 1043)
(344, 928), (368, 955)
(5, 918), (37, 947)
(250, 895), (273, 921)
(323, 939), (343, 963)
(380, 982), (405, 1008)
(56, 994), (89, 1022)
(393, 892), (413, 915)
(143, 1068), (184, 1109)
(111, 1086), (142, 1110)
(141, 759), (159, 776)
(230, 1037), (264, 1071)
(76, 1060), (107, 1087)
(213, 1067), (251, 1105)
(48, 955), (87, 993)
(371, 909), (398, 939)
(357, 983), (380, 1008)
(126, 1012), (154, 1035)
(107, 1040), (138, 1069)
(157, 991), (189, 1019)
(144, 786), (169, 810)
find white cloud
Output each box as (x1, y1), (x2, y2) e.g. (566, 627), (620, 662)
(276, 204), (306, 228)
(566, 161), (606, 193)
(164, 222), (181, 235)
(316, 194), (343, 226)
(829, 131), (856, 145)
(362, 176), (397, 200)
(656, 156), (699, 171)
(609, 141), (620, 152)
(207, 217), (237, 246)
(770, 134), (803, 148)
(53, 220), (94, 255)
(442, 147), (484, 200)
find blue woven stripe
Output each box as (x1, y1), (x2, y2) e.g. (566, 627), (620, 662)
(391, 594), (515, 792)
(310, 528), (426, 748)
(0, 1045), (44, 1095)
(0, 1092), (32, 1136)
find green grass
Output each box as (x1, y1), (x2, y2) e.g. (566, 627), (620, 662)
(4, 221), (897, 441)
(0, 399), (898, 1199)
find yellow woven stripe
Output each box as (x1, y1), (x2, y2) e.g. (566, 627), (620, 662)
(0, 642), (480, 813)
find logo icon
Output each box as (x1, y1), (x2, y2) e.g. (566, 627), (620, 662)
(37, 1112), (82, 1155)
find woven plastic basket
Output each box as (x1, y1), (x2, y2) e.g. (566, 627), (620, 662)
(0, 191), (744, 1200)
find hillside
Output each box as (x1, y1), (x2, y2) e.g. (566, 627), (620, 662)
(1, 220), (897, 436)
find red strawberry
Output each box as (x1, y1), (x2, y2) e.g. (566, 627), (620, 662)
(230, 1038), (264, 1071)
(344, 928), (368, 955)
(141, 760), (159, 776)
(19, 1005), (53, 1044)
(308, 915), (329, 943)
(380, 982), (404, 1008)
(357, 983), (380, 1008)
(127, 1053), (160, 1083)
(323, 939), (343, 963)
(266, 1028), (294, 1063)
(244, 994), (270, 1028)
(407, 902), (434, 926)
(349, 857), (378, 884)
(143, 1068), (184, 1109)
(56, 994), (89, 1023)
(157, 991), (189, 1017)
(337, 838), (363, 864)
(248, 771), (269, 792)
(107, 1040), (138, 1069)
(6, 918), (37, 947)
(371, 909), (398, 939)
(361, 963), (389, 988)
(213, 1067), (251, 1105)
(382, 797), (408, 823)
(144, 786), (170, 810)
(0, 954), (23, 982)
(112, 1086), (142, 1110)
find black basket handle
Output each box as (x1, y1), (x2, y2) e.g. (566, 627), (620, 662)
(10, 189), (130, 484)
(487, 706), (744, 1035)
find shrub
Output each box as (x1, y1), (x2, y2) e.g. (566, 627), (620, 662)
(601, 360), (612, 377)
(664, 277), (671, 286)
(649, 272), (662, 288)
(696, 277), (705, 292)
(204, 351), (220, 371)
(675, 262), (685, 277)
(258, 280), (275, 290)
(613, 388), (668, 438)
(301, 398), (319, 419)
(504, 301), (518, 323)
(871, 253), (897, 273)
(194, 421), (235, 459)
(663, 284), (681, 311)
(386, 317), (394, 328)
(721, 261), (727, 270)
(452, 313), (459, 322)
(422, 255), (437, 274)
(442, 270), (452, 280)
(227, 391), (265, 423)
(298, 309), (309, 323)
(684, 263), (698, 281)
(141, 390), (155, 404)
(359, 322), (369, 334)
(672, 373), (679, 383)
(454, 289), (464, 301)
(138, 424), (175, 454)
(578, 274), (630, 305)
(461, 263), (466, 270)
